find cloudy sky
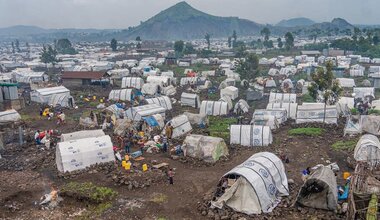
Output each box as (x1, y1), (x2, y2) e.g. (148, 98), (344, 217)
(0, 0), (378, 29)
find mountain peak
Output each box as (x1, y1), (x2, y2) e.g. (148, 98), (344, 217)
(276, 17), (315, 27)
(331, 18), (353, 28)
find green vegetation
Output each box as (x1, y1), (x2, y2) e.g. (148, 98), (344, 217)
(61, 182), (117, 203)
(56, 38), (77, 54)
(288, 128), (325, 136)
(285, 32), (294, 50)
(368, 109), (380, 115)
(208, 116), (237, 140)
(40, 45), (58, 65)
(235, 53), (259, 80)
(350, 108), (359, 115)
(20, 114), (35, 122)
(302, 94), (315, 103)
(110, 38), (117, 51)
(150, 193), (168, 204)
(331, 140), (357, 151)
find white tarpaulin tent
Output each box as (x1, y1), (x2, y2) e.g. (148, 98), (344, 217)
(108, 89), (134, 102)
(125, 104), (166, 121)
(212, 152), (289, 215)
(145, 96), (172, 110)
(336, 97), (354, 115)
(162, 85), (176, 96)
(61, 130), (105, 142)
(220, 86), (239, 100)
(353, 87), (375, 99)
(30, 86), (71, 104)
(266, 102), (298, 119)
(251, 115), (279, 129)
(253, 109), (287, 124)
(121, 77), (144, 89)
(337, 78), (356, 88)
(183, 112), (208, 126)
(0, 109), (21, 123)
(183, 134), (229, 163)
(141, 83), (160, 96)
(230, 125), (273, 147)
(234, 99), (249, 114)
(180, 77), (199, 86)
(146, 76), (170, 86)
(296, 103), (338, 124)
(56, 135), (115, 173)
(354, 134), (380, 167)
(269, 92), (296, 103)
(200, 101), (229, 116)
(219, 95), (233, 110)
(163, 115), (192, 138)
(181, 92), (200, 108)
(48, 93), (75, 108)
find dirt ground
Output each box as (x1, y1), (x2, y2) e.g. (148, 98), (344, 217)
(0, 85), (355, 220)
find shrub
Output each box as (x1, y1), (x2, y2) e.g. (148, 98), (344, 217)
(61, 182), (117, 203)
(332, 140), (357, 151)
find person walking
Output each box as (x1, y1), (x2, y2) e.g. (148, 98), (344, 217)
(168, 168), (174, 185)
(165, 123), (173, 139)
(162, 134), (168, 153)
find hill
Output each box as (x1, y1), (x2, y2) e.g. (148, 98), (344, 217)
(276, 17), (315, 27)
(120, 1), (263, 40)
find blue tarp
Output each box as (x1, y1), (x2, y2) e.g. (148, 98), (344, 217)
(142, 116), (159, 127)
(115, 103), (123, 109)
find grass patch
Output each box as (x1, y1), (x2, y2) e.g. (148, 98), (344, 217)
(208, 116), (237, 140)
(369, 109), (380, 115)
(351, 108), (359, 115)
(150, 193), (168, 204)
(20, 114), (35, 122)
(302, 94), (315, 103)
(61, 182), (117, 203)
(332, 140), (357, 151)
(288, 128), (324, 136)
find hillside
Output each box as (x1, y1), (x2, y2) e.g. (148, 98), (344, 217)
(276, 17), (315, 27)
(120, 1), (263, 40)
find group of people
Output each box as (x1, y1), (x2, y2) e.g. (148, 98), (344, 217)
(39, 106), (65, 125)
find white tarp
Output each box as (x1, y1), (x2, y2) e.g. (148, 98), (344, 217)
(336, 97), (354, 115)
(354, 134), (380, 167)
(183, 112), (208, 126)
(145, 96), (172, 110)
(108, 89), (133, 102)
(221, 86), (239, 100)
(60, 130), (105, 142)
(146, 76), (170, 86)
(0, 109), (21, 123)
(296, 103), (338, 124)
(141, 83), (160, 96)
(56, 135), (115, 173)
(337, 78), (356, 88)
(183, 134), (229, 163)
(200, 101), (229, 116)
(266, 102), (298, 119)
(181, 92), (200, 108)
(230, 125), (273, 147)
(48, 93), (74, 107)
(162, 85), (176, 96)
(219, 95), (233, 110)
(353, 87), (375, 99)
(269, 92), (296, 103)
(213, 152), (289, 215)
(251, 115), (279, 129)
(360, 115), (380, 135)
(180, 77), (199, 86)
(234, 99), (250, 114)
(121, 77), (144, 89)
(30, 86), (70, 104)
(253, 109), (287, 124)
(125, 104), (166, 121)
(164, 115), (192, 138)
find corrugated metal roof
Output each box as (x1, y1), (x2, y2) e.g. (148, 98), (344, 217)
(62, 71), (105, 79)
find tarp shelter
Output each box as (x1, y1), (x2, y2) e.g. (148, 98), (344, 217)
(280, 79), (294, 91)
(183, 112), (208, 126)
(125, 104), (166, 121)
(353, 87), (375, 99)
(114, 118), (135, 136)
(48, 92), (75, 108)
(343, 116), (362, 136)
(251, 115), (279, 129)
(181, 92), (200, 108)
(182, 134), (229, 163)
(143, 114), (165, 129)
(267, 102), (298, 119)
(234, 99), (250, 114)
(0, 109), (21, 124)
(336, 97), (354, 115)
(162, 85), (176, 96)
(145, 96), (172, 110)
(141, 83), (160, 96)
(230, 125), (272, 147)
(354, 134), (380, 167)
(269, 92), (296, 103)
(200, 101), (229, 116)
(359, 115), (380, 136)
(164, 115), (192, 139)
(146, 76), (171, 86)
(30, 86), (72, 106)
(337, 78), (356, 88)
(219, 95), (233, 110)
(108, 89), (135, 102)
(60, 130), (105, 142)
(246, 89), (263, 101)
(180, 77), (199, 86)
(265, 79), (276, 88)
(212, 152), (289, 215)
(105, 104), (125, 118)
(253, 109), (287, 124)
(56, 135), (115, 173)
(296, 103), (338, 124)
(296, 166), (337, 211)
(121, 77), (144, 89)
(268, 68), (280, 76)
(221, 86), (239, 100)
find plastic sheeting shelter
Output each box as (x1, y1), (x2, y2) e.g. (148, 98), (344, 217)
(219, 96), (233, 110)
(183, 112), (208, 126)
(246, 89), (263, 101)
(108, 89), (134, 102)
(234, 99), (249, 114)
(251, 115), (279, 129)
(212, 152), (289, 215)
(125, 104), (166, 121)
(200, 101), (229, 116)
(180, 77), (199, 86)
(141, 83), (160, 96)
(145, 96), (172, 110)
(121, 77), (144, 89)
(164, 115), (192, 138)
(269, 92), (296, 103)
(253, 109), (287, 124)
(267, 102), (298, 119)
(220, 86), (239, 100)
(296, 167), (337, 211)
(183, 134), (229, 163)
(230, 125), (273, 147)
(56, 135), (115, 173)
(162, 85), (176, 96)
(353, 87), (375, 99)
(61, 130), (105, 142)
(181, 92), (200, 108)
(30, 86), (71, 105)
(48, 93), (75, 108)
(354, 134), (380, 167)
(336, 97), (354, 115)
(143, 114), (165, 129)
(337, 78), (356, 88)
(296, 103), (338, 124)
(0, 109), (21, 124)
(146, 76), (170, 86)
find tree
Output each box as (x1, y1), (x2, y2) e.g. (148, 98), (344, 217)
(15, 39), (20, 52)
(260, 27), (270, 42)
(56, 38), (76, 54)
(174, 40), (184, 54)
(11, 42), (15, 53)
(308, 61), (342, 104)
(284, 32), (294, 50)
(234, 41), (247, 58)
(110, 38), (117, 51)
(136, 36), (142, 49)
(373, 35), (380, 45)
(40, 45), (58, 66)
(228, 37), (232, 48)
(232, 30), (237, 47)
(235, 53), (259, 80)
(184, 42), (195, 54)
(205, 33), (211, 50)
(277, 37), (283, 48)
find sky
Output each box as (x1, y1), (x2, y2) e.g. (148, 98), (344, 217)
(0, 0), (379, 29)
